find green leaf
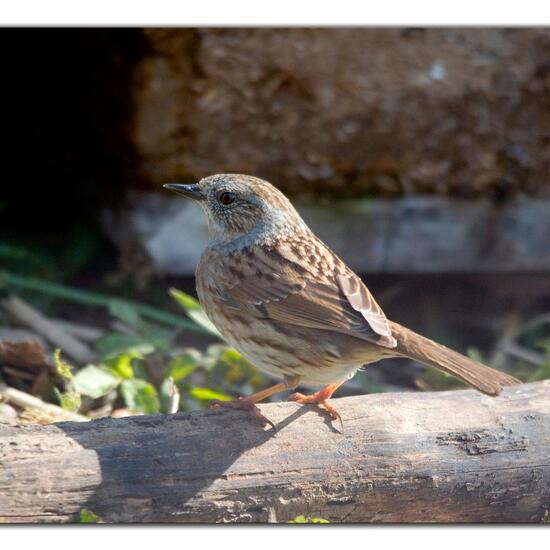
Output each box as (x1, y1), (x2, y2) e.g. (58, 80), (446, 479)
(289, 515), (308, 523)
(73, 365), (120, 399)
(0, 271), (206, 333)
(219, 347), (246, 364)
(169, 288), (202, 310)
(53, 349), (73, 381)
(105, 356), (135, 379)
(188, 387), (233, 402)
(108, 301), (172, 352)
(169, 287), (222, 337)
(310, 517), (330, 523)
(54, 388), (82, 412)
(120, 379), (160, 414)
(137, 326), (173, 353)
(165, 352), (199, 382)
(95, 333), (155, 358)
(288, 515), (329, 523)
(160, 377), (180, 414)
(79, 508), (103, 523)
(102, 348), (151, 380)
(108, 300), (142, 329)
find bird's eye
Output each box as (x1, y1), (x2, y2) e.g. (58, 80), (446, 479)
(218, 191), (236, 206)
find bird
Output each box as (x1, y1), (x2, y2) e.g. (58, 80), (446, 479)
(164, 174), (520, 431)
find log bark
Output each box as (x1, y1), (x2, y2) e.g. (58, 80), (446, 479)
(1, 381), (549, 524)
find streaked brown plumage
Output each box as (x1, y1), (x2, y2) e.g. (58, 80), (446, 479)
(164, 174), (520, 430)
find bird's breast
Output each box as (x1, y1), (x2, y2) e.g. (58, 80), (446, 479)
(194, 245), (387, 386)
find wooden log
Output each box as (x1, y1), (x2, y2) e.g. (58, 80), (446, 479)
(1, 381), (549, 524)
(1, 295), (95, 365)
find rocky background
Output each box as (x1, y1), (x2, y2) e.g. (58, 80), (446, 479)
(3, 28), (550, 247)
(128, 28), (550, 198)
(3, 27), (550, 274)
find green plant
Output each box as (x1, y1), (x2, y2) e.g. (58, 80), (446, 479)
(288, 515), (330, 523)
(0, 271), (274, 418)
(169, 287), (221, 336)
(53, 349), (82, 412)
(79, 509), (104, 523)
(0, 271), (205, 333)
(38, 284), (269, 417)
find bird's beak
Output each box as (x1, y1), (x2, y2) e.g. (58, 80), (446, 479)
(163, 183), (205, 201)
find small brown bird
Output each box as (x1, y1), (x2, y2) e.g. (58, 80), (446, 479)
(164, 174), (520, 430)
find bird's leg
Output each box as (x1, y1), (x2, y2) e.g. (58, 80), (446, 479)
(210, 375), (300, 431)
(288, 381), (345, 431)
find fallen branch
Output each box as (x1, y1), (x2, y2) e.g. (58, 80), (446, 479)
(50, 319), (104, 343)
(0, 271), (205, 334)
(1, 295), (94, 364)
(0, 381), (549, 523)
(0, 383), (89, 423)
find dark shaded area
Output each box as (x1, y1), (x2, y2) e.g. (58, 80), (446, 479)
(0, 28), (145, 258)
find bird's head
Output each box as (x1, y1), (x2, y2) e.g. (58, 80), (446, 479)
(164, 174), (308, 244)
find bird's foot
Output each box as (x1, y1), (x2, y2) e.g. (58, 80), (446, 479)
(287, 387), (344, 432)
(210, 397), (276, 432)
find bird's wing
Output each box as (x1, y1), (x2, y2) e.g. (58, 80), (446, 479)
(212, 241), (396, 348)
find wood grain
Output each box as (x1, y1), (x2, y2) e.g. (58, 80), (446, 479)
(1, 381), (549, 523)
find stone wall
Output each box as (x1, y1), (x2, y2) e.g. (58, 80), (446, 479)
(119, 192), (550, 276)
(128, 28), (550, 198)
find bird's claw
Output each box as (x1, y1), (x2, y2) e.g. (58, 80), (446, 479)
(288, 392), (344, 433)
(210, 398), (277, 432)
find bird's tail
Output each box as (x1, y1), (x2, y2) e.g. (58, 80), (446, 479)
(389, 321), (520, 396)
